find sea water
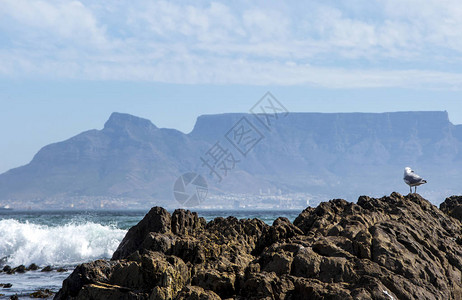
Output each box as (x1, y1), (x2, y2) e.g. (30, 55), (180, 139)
(0, 209), (300, 299)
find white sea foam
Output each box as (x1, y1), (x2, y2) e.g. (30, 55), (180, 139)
(0, 219), (127, 266)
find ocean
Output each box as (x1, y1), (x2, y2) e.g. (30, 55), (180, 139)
(0, 209), (301, 299)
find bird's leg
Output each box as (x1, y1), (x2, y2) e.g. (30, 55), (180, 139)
(410, 186), (412, 194)
(415, 186), (417, 193)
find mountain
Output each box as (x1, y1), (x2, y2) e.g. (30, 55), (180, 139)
(0, 111), (461, 209)
(55, 193), (462, 299)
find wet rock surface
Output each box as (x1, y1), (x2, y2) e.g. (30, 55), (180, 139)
(56, 194), (462, 299)
(41, 266), (53, 272)
(30, 289), (54, 298)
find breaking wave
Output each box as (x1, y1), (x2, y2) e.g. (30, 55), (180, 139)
(0, 219), (126, 266)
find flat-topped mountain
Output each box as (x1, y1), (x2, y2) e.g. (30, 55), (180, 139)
(0, 111), (461, 209)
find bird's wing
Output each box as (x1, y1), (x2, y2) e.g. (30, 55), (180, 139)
(404, 172), (424, 184)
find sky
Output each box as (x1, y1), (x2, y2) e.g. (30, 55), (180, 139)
(0, 0), (462, 173)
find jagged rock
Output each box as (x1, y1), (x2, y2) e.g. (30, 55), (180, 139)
(254, 217), (303, 254)
(175, 286), (221, 300)
(112, 207), (171, 260)
(56, 252), (188, 300)
(258, 243), (301, 276)
(41, 265), (53, 272)
(240, 271), (278, 299)
(240, 272), (295, 300)
(290, 192), (462, 299)
(191, 269), (236, 298)
(75, 283), (144, 300)
(54, 260), (118, 299)
(2, 265), (11, 273)
(12, 265), (26, 273)
(30, 289), (54, 298)
(440, 195), (462, 221)
(171, 209), (206, 235)
(113, 251), (189, 294)
(57, 193), (462, 300)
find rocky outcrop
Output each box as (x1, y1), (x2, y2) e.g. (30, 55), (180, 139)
(440, 195), (462, 222)
(112, 207), (173, 260)
(56, 193), (462, 299)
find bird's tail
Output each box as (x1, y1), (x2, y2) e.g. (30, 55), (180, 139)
(422, 180), (427, 183)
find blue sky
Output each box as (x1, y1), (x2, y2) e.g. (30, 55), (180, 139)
(1, 0), (462, 173)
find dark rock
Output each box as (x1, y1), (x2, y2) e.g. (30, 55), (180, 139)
(240, 271), (279, 299)
(74, 283), (144, 300)
(2, 265), (11, 273)
(9, 295), (18, 300)
(292, 207), (316, 234)
(12, 265), (26, 273)
(241, 272), (295, 300)
(112, 250), (189, 293)
(54, 260), (118, 300)
(1, 283), (12, 288)
(175, 285), (221, 300)
(56, 267), (68, 272)
(258, 243), (301, 276)
(56, 251), (189, 300)
(28, 263), (39, 271)
(192, 269), (236, 298)
(254, 217), (303, 254)
(112, 206), (171, 260)
(440, 195), (462, 221)
(41, 265), (53, 272)
(30, 289), (53, 298)
(56, 193), (462, 299)
(171, 209), (206, 235)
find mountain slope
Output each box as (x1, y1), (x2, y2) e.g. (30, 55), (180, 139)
(0, 111), (461, 209)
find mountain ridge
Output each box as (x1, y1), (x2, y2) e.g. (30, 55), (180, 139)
(1, 111), (461, 209)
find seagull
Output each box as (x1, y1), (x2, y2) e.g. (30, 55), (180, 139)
(403, 167), (427, 193)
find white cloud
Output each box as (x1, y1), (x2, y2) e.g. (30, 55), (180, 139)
(1, 0), (462, 88)
(0, 0), (108, 48)
(128, 1), (244, 43)
(242, 8), (290, 42)
(382, 0), (462, 51)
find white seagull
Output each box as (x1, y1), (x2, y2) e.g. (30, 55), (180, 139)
(403, 167), (427, 193)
